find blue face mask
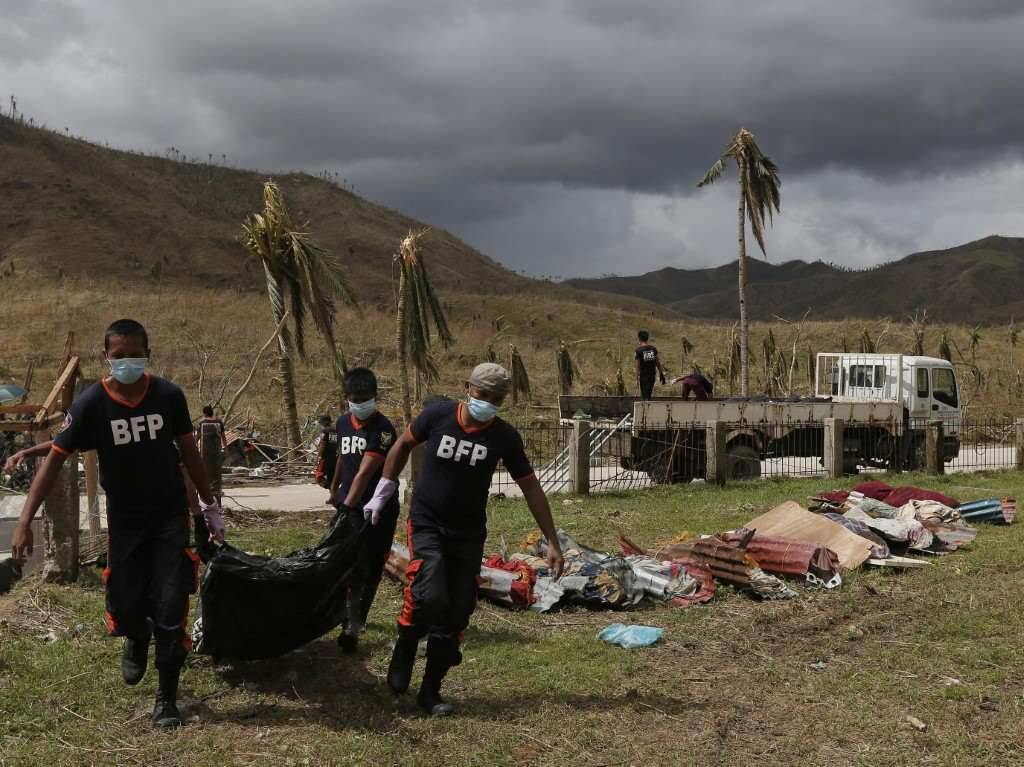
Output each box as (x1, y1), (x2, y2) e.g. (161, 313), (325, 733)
(348, 398), (376, 421)
(467, 396), (498, 422)
(108, 357), (147, 385)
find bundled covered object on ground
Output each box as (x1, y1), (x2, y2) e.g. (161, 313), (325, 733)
(192, 509), (365, 660)
(526, 530), (715, 611)
(621, 530), (801, 599)
(811, 481), (959, 511)
(384, 531), (716, 613)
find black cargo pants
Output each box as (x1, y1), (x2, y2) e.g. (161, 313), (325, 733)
(397, 522), (484, 665)
(339, 501), (400, 628)
(103, 515), (199, 671)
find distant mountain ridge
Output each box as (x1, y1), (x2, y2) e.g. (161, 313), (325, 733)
(565, 236), (1024, 323)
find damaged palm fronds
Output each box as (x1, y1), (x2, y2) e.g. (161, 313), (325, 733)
(508, 344), (531, 406)
(394, 229), (454, 423)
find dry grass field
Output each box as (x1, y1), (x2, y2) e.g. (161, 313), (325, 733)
(1, 270), (1020, 443)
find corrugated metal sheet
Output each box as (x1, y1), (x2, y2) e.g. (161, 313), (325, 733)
(720, 530), (840, 579)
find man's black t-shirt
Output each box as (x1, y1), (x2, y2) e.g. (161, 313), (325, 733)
(53, 375), (192, 533)
(635, 344), (659, 378)
(334, 410), (397, 509)
(408, 400), (533, 536)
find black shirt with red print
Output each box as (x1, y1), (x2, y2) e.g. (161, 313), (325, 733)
(53, 375), (192, 532)
(407, 400), (532, 537)
(334, 410), (398, 509)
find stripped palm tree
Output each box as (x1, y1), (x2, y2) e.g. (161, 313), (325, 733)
(698, 128), (781, 396)
(394, 229), (453, 424)
(556, 342), (580, 396)
(242, 181), (357, 454)
(509, 344), (531, 406)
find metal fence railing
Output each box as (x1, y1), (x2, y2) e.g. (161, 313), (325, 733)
(497, 415), (1024, 496)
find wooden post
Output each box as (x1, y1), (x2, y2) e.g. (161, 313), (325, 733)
(1016, 418), (1024, 471)
(42, 452), (79, 582)
(926, 419), (944, 475)
(705, 420), (728, 485)
(403, 443), (423, 511)
(84, 450), (101, 538)
(569, 420), (591, 495)
(823, 418), (846, 479)
(41, 350), (80, 582)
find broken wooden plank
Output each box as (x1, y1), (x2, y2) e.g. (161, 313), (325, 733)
(33, 356), (80, 426)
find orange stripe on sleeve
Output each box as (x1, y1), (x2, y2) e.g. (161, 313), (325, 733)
(50, 444), (70, 457)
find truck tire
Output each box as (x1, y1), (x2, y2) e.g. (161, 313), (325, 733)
(726, 444), (761, 481)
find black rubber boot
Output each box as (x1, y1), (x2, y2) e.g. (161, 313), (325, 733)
(416, 638), (460, 717)
(337, 625), (360, 654)
(121, 635), (150, 686)
(386, 630), (420, 694)
(151, 667), (182, 729)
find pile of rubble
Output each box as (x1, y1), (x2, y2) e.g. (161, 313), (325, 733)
(385, 482), (1014, 613)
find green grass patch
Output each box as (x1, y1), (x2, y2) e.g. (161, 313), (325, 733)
(3, 472), (1024, 766)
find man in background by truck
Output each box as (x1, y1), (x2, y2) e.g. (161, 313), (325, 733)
(679, 371), (714, 401)
(634, 331), (666, 400)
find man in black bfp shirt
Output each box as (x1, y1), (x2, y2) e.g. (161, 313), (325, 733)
(326, 367), (399, 653)
(9, 319), (224, 729)
(635, 330), (666, 400)
(362, 363), (564, 716)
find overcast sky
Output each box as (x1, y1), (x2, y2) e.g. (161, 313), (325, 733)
(4, 1), (1024, 278)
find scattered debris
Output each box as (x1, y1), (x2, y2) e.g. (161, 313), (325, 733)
(597, 623), (664, 648)
(905, 715), (928, 732)
(957, 498), (1016, 525)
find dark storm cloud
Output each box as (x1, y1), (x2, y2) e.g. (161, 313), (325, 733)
(2, 1), (1023, 276)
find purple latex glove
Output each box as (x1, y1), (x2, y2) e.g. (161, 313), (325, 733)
(363, 477), (397, 525)
(199, 498), (226, 543)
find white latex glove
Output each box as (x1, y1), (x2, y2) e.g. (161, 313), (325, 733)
(363, 477), (397, 526)
(199, 498), (226, 543)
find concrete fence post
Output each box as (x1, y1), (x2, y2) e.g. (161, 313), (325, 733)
(705, 420), (728, 486)
(823, 418), (846, 479)
(926, 419), (944, 475)
(569, 420), (592, 495)
(1016, 418), (1024, 471)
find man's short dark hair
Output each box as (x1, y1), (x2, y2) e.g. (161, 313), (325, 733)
(343, 367), (377, 397)
(202, 405), (214, 417)
(319, 415), (333, 426)
(637, 330), (650, 342)
(104, 319), (149, 351)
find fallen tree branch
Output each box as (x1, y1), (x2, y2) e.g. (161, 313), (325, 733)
(223, 312), (289, 423)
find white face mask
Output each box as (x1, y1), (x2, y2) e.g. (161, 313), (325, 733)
(348, 398), (376, 420)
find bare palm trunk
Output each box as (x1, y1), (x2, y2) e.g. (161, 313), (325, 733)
(737, 158), (750, 397)
(396, 267), (412, 425)
(264, 270), (302, 454)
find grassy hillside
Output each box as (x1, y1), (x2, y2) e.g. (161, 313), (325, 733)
(568, 236), (1024, 324)
(0, 114), (529, 302)
(2, 116), (1022, 438)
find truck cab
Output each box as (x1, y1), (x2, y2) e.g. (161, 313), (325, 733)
(816, 353), (961, 454)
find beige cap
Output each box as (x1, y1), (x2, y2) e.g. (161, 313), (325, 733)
(468, 362), (511, 394)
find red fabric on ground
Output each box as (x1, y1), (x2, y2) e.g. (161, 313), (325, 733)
(883, 487), (959, 508)
(851, 481), (893, 501)
(482, 556), (537, 609)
